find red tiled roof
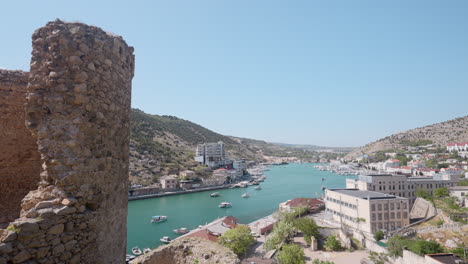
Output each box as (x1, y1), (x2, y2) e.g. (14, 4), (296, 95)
(222, 216), (238, 229)
(286, 198), (324, 208)
(186, 229), (218, 242)
(390, 159), (400, 162)
(447, 142), (468, 146)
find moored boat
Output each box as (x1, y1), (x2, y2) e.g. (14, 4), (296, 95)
(160, 236), (172, 244)
(241, 193), (250, 198)
(254, 186), (261, 190)
(218, 202), (231, 208)
(132, 247), (142, 256)
(210, 192), (220, 197)
(173, 227), (189, 234)
(151, 215), (167, 223)
(143, 248), (151, 254)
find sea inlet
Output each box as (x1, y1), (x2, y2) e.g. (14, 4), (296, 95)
(126, 163), (357, 253)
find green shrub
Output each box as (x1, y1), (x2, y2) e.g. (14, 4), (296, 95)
(324, 236), (342, 251)
(373, 230), (385, 241)
(277, 244), (305, 264)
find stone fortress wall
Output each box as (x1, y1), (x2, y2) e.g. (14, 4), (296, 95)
(0, 20), (134, 264)
(0, 70), (42, 225)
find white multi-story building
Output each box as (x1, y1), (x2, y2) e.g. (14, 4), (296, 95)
(346, 174), (460, 205)
(408, 160), (426, 169)
(195, 141), (228, 168)
(233, 159), (246, 177)
(383, 159), (400, 170)
(325, 189), (410, 234)
(447, 142), (468, 152)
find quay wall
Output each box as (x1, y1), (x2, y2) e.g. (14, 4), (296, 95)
(128, 185), (233, 201)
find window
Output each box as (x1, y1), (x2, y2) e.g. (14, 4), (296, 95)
(396, 203), (400, 209)
(372, 214), (376, 221)
(390, 203), (394, 210)
(378, 213), (382, 220)
(390, 212), (395, 219)
(402, 203), (407, 209)
(397, 212), (401, 218)
(378, 204), (382, 210)
(403, 212), (408, 219)
(384, 204), (388, 210)
(384, 213), (388, 219)
(371, 204), (375, 211)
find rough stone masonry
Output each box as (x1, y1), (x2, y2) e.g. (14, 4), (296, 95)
(0, 20), (134, 263)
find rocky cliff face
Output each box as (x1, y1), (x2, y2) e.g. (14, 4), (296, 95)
(130, 237), (240, 264)
(346, 116), (468, 159)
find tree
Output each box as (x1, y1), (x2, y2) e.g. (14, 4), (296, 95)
(218, 225), (255, 256)
(373, 230), (385, 241)
(277, 244), (305, 264)
(434, 187), (449, 198)
(264, 221), (296, 250)
(416, 188), (430, 199)
(324, 236), (342, 251)
(408, 240), (445, 256)
(387, 235), (410, 257)
(293, 217), (321, 245)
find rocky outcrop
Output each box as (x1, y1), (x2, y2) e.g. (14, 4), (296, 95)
(0, 19), (134, 264)
(345, 115), (468, 159)
(0, 70), (41, 226)
(130, 237), (240, 264)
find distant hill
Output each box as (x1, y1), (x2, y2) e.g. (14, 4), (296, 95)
(129, 109), (317, 185)
(345, 115), (468, 160)
(273, 142), (355, 153)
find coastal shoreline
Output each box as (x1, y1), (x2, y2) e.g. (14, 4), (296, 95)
(128, 184), (233, 201)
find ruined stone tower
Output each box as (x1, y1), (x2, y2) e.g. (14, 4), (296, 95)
(0, 20), (134, 263)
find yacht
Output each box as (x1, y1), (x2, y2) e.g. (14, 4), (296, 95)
(131, 247), (142, 256)
(173, 227), (189, 234)
(160, 236), (172, 244)
(151, 215), (167, 223)
(241, 193), (250, 198)
(218, 202), (232, 208)
(210, 192), (220, 197)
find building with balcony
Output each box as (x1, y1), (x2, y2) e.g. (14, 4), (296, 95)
(194, 141), (228, 168)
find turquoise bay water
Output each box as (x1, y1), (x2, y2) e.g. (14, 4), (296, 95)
(126, 163), (356, 253)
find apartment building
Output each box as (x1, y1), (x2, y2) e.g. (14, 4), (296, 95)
(346, 174), (460, 205)
(194, 141), (228, 168)
(325, 189), (410, 234)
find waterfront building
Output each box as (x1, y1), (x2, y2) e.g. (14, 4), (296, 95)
(383, 159), (401, 170)
(213, 168), (238, 181)
(325, 189), (410, 234)
(194, 141), (228, 168)
(233, 159), (247, 176)
(413, 168), (439, 177)
(179, 169), (196, 180)
(386, 166), (412, 175)
(160, 175), (178, 189)
(279, 198), (324, 213)
(346, 174), (460, 205)
(182, 216), (238, 242)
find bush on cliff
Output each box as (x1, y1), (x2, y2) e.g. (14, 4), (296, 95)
(218, 225), (254, 256)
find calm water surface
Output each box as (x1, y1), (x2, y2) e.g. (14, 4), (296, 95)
(126, 163), (356, 252)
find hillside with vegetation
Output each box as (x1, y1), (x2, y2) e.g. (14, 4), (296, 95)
(129, 109), (318, 185)
(345, 115), (468, 160)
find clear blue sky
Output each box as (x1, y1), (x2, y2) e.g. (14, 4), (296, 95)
(1, 1), (467, 147)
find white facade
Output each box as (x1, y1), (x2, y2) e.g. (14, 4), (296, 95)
(194, 141), (228, 168)
(160, 175), (178, 189)
(325, 189), (410, 234)
(346, 174), (460, 205)
(447, 142), (468, 152)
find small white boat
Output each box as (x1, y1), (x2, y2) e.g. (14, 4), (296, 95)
(219, 202), (231, 208)
(173, 227), (189, 234)
(143, 248), (151, 254)
(210, 192), (220, 197)
(126, 254), (136, 262)
(241, 193), (250, 198)
(160, 236), (171, 244)
(132, 247), (142, 256)
(151, 215), (167, 223)
(254, 186), (261, 190)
